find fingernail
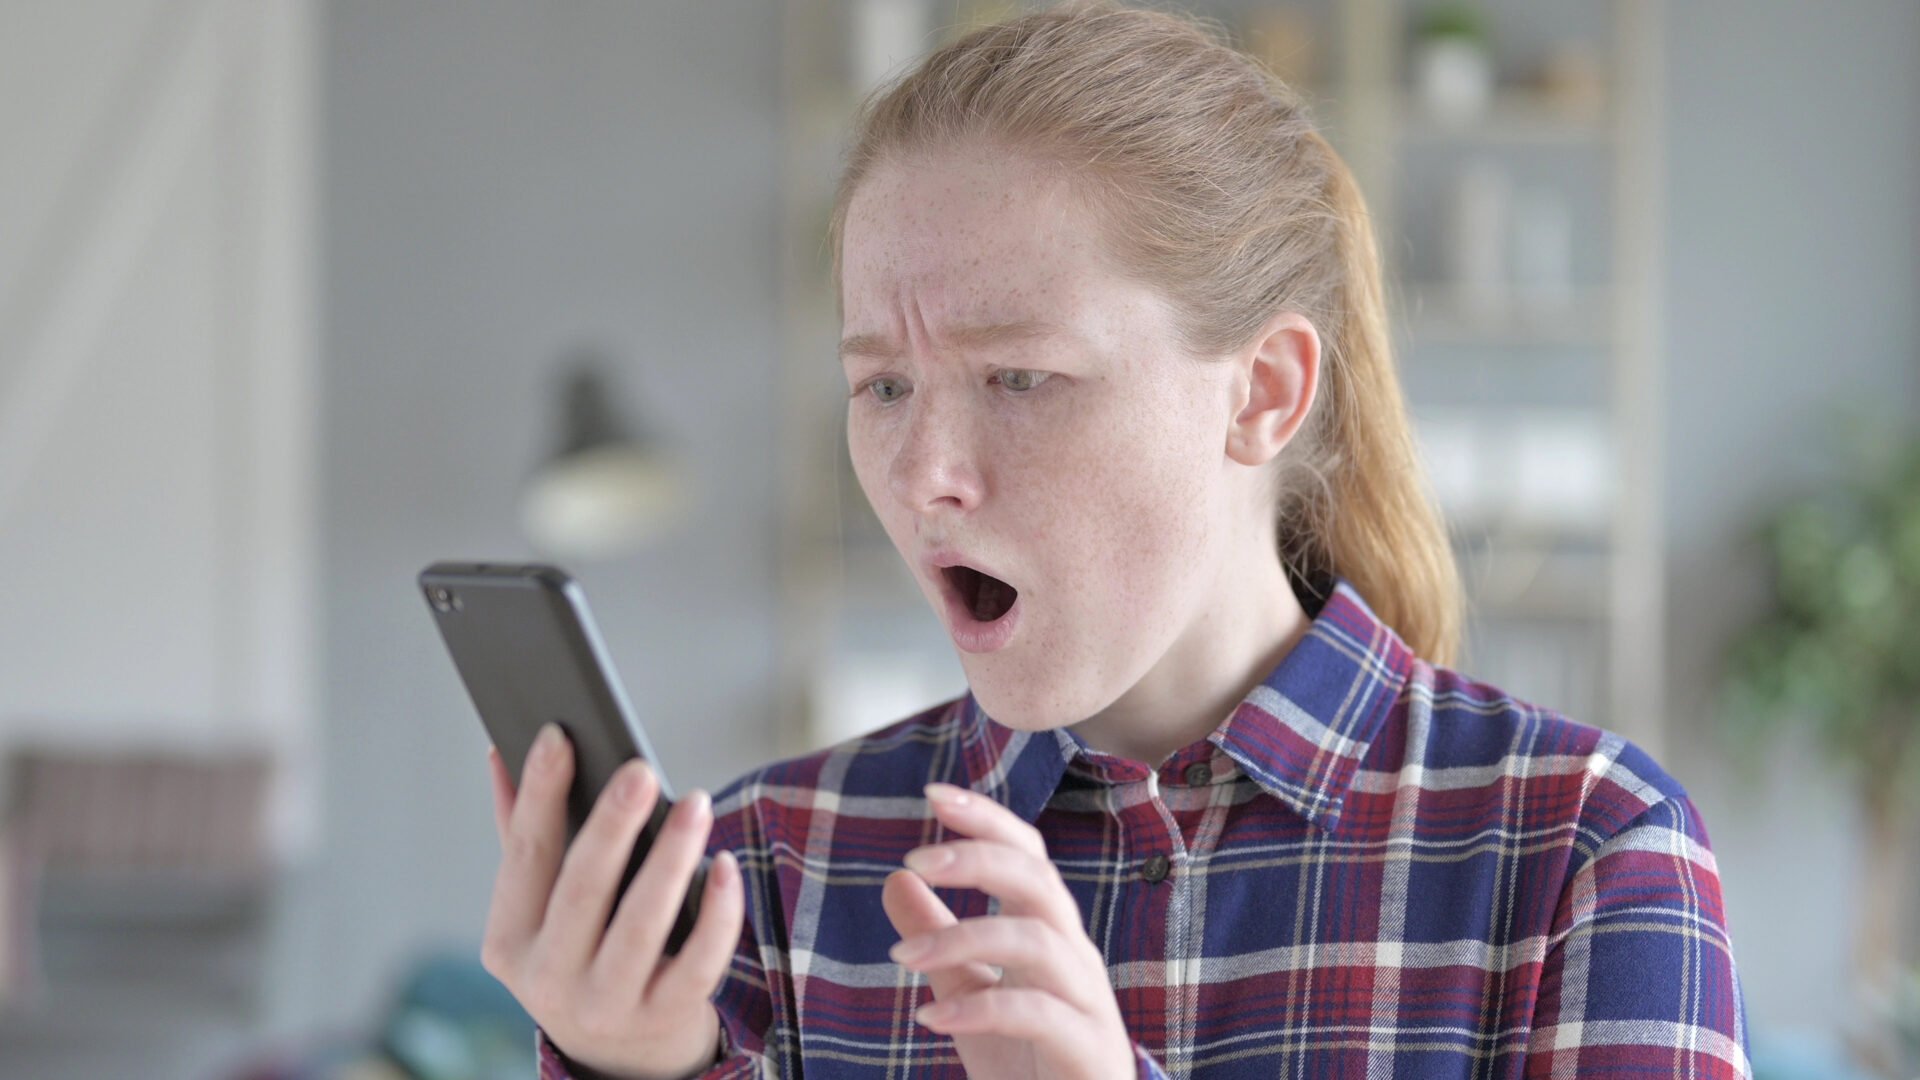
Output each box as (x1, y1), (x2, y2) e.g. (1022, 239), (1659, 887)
(924, 783), (970, 807)
(615, 761), (647, 806)
(915, 1000), (954, 1026)
(675, 788), (710, 825)
(903, 846), (953, 874)
(535, 723), (563, 759)
(889, 934), (931, 963)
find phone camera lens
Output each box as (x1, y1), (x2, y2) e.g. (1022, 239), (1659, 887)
(429, 586), (458, 613)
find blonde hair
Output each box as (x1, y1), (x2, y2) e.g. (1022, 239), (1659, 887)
(827, 0), (1464, 666)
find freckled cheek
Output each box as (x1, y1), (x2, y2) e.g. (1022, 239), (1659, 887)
(1009, 450), (1183, 599)
(989, 419), (1089, 504)
(1081, 450), (1213, 609)
(844, 422), (896, 516)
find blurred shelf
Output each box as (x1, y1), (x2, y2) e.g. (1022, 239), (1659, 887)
(1455, 534), (1613, 622)
(1448, 512), (1612, 549)
(1397, 88), (1612, 146)
(37, 868), (271, 926)
(1398, 282), (1613, 347)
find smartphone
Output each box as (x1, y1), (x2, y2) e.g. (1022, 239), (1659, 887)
(418, 560), (703, 955)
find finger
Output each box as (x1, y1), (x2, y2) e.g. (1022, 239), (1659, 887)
(483, 723), (573, 971)
(881, 869), (998, 998)
(540, 756), (662, 968)
(903, 839), (1083, 936)
(914, 985), (1084, 1044)
(596, 788), (713, 987)
(923, 782), (1048, 860)
(487, 745), (514, 845)
(649, 849), (745, 1004)
(890, 915), (1099, 1010)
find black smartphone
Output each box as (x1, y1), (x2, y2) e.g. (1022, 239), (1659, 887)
(418, 560), (703, 955)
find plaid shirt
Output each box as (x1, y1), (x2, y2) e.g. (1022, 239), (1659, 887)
(540, 574), (1751, 1078)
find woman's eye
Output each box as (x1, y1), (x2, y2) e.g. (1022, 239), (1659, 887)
(856, 371), (1048, 403)
(995, 369), (1051, 393)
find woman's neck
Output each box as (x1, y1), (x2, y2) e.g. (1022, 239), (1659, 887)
(1068, 532), (1313, 767)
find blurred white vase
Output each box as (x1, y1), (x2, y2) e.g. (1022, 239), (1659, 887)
(1414, 36), (1494, 124)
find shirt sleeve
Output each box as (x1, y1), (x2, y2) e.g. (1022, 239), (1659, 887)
(1523, 792), (1753, 1078)
(534, 1026), (571, 1079)
(535, 1025), (672, 1079)
(534, 1025), (728, 1078)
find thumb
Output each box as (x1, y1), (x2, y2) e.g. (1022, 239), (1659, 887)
(882, 869), (999, 1000)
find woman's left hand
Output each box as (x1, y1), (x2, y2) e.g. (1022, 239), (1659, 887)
(881, 781), (1138, 1080)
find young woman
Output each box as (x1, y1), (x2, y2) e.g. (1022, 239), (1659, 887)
(484, 4), (1751, 1077)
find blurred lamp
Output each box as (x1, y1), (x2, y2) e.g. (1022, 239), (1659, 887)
(519, 358), (685, 560)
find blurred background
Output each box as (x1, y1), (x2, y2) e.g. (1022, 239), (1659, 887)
(1, 0), (1915, 1077)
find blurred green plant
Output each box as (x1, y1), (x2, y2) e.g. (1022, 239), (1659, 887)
(1714, 406), (1920, 1075)
(1892, 968), (1920, 1075)
(1413, 3), (1491, 44)
(1714, 408), (1920, 814)
(1848, 964), (1920, 1080)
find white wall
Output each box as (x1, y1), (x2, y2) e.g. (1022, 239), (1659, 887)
(0, 0), (319, 859)
(268, 0), (783, 1038)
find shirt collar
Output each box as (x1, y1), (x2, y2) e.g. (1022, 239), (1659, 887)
(953, 572), (1415, 834)
(954, 693), (1076, 824)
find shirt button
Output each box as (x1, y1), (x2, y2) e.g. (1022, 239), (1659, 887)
(1184, 762), (1212, 786)
(1141, 854), (1171, 883)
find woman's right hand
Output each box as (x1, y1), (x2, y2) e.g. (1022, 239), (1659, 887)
(481, 722), (744, 1080)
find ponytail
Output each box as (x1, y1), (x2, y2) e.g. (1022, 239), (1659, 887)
(1290, 131), (1463, 665)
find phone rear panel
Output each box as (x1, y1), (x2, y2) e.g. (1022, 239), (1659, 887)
(419, 561), (702, 948)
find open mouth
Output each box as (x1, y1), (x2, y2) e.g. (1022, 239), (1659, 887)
(942, 565), (1019, 623)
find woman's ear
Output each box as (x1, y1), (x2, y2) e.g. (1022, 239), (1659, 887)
(1225, 311), (1320, 467)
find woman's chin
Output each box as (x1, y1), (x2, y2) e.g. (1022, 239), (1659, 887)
(961, 672), (1079, 733)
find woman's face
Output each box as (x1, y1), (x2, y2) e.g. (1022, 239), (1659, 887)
(839, 150), (1258, 732)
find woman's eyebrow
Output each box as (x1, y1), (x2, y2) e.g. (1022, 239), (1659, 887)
(838, 319), (1073, 362)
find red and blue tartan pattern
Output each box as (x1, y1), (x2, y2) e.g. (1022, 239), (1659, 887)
(540, 575), (1750, 1078)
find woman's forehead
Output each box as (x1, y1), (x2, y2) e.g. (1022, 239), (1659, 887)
(843, 175), (1129, 322)
(839, 152), (1187, 359)
(845, 152), (1103, 271)
(838, 276), (1179, 371)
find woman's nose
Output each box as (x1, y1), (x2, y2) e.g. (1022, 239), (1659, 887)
(886, 396), (984, 516)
